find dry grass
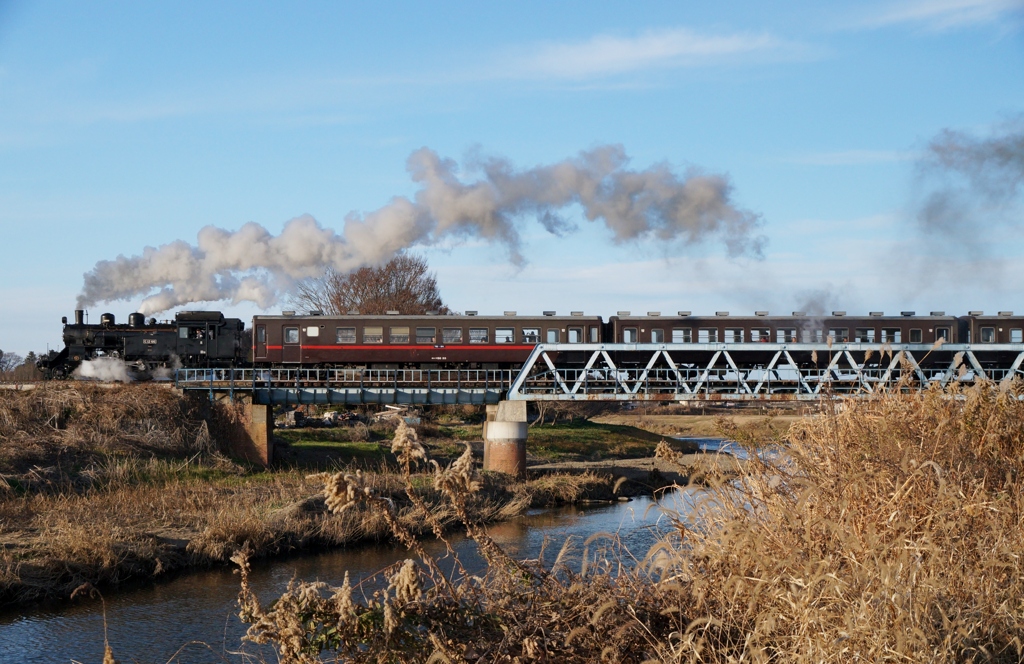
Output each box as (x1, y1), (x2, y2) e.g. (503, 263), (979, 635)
(0, 383), (211, 484)
(594, 411), (805, 439)
(0, 388), (613, 607)
(231, 382), (1024, 663)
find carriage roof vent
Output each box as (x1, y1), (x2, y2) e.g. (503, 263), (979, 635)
(282, 310), (296, 316)
(617, 311), (631, 316)
(901, 311), (915, 316)
(792, 311), (805, 316)
(543, 311), (556, 316)
(755, 311), (769, 317)
(868, 311), (883, 317)
(677, 311), (691, 316)
(716, 311), (729, 317)
(571, 311), (584, 316)
(968, 310), (983, 316)
(648, 311), (661, 316)
(386, 310), (400, 315)
(999, 311), (1014, 316)
(832, 311), (846, 316)
(504, 311), (517, 316)
(308, 310), (323, 316)
(347, 310), (360, 315)
(465, 310), (478, 316)
(426, 310), (438, 315)
(930, 311), (945, 316)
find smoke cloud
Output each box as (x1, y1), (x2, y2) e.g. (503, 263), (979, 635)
(794, 286), (844, 316)
(914, 116), (1024, 260)
(78, 145), (765, 315)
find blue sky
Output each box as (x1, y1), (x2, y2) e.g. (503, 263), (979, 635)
(1, 0), (1023, 355)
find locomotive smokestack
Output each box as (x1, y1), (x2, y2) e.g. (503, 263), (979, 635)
(74, 310), (84, 325)
(76, 145), (766, 315)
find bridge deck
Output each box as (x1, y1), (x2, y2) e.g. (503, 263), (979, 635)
(174, 343), (1024, 404)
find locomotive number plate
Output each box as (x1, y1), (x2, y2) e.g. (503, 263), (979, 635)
(143, 339), (157, 345)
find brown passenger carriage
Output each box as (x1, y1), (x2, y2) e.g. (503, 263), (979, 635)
(252, 311), (603, 369)
(607, 311), (963, 345)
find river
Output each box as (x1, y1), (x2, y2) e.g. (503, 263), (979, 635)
(0, 488), (711, 664)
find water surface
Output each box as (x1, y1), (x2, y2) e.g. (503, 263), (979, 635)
(0, 490), (704, 664)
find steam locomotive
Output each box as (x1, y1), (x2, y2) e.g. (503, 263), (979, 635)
(39, 308), (1024, 378)
(38, 310), (247, 379)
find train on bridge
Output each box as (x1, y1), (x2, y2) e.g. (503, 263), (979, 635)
(38, 307), (1024, 379)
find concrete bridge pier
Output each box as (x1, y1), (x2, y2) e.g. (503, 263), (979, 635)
(483, 400), (527, 477)
(206, 395), (274, 467)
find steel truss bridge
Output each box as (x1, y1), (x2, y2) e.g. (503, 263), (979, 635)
(174, 342), (1024, 404)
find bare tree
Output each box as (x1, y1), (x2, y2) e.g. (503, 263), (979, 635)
(0, 350), (24, 374)
(290, 254), (451, 315)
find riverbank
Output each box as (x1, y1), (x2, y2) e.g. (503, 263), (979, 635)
(236, 384), (1024, 663)
(1, 384), (723, 609)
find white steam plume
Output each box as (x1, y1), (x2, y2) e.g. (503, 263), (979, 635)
(78, 145), (765, 314)
(74, 357), (133, 383)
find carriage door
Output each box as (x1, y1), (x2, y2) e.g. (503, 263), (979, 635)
(282, 326), (301, 363)
(255, 325), (267, 359)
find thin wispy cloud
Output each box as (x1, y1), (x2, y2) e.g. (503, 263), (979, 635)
(861, 0), (1024, 30)
(501, 27), (801, 80)
(785, 149), (919, 166)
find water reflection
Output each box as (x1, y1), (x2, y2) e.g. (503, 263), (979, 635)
(0, 490), (704, 664)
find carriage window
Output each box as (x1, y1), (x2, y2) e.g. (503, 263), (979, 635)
(1011, 329), (1022, 343)
(909, 329), (923, 343)
(568, 328), (583, 343)
(469, 328), (488, 344)
(416, 327), (436, 344)
(546, 328), (560, 343)
(336, 327), (356, 344)
(390, 327), (410, 344)
(257, 327), (266, 343)
(590, 327), (600, 342)
(854, 328), (875, 342)
(980, 327), (995, 343)
(495, 328), (515, 344)
(801, 329), (824, 343)
(672, 328), (692, 343)
(522, 327), (540, 343)
(306, 326), (319, 338)
(650, 329), (664, 343)
(828, 328), (849, 342)
(442, 328), (463, 344)
(935, 327), (950, 341)
(622, 328), (637, 343)
(363, 326), (383, 344)
(179, 327), (190, 339)
(881, 328), (901, 343)
(284, 327), (299, 344)
(698, 328), (718, 343)
(724, 328), (743, 343)
(776, 328), (796, 343)
(750, 328), (769, 342)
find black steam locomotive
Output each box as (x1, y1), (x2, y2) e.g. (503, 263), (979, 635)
(38, 310), (247, 379)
